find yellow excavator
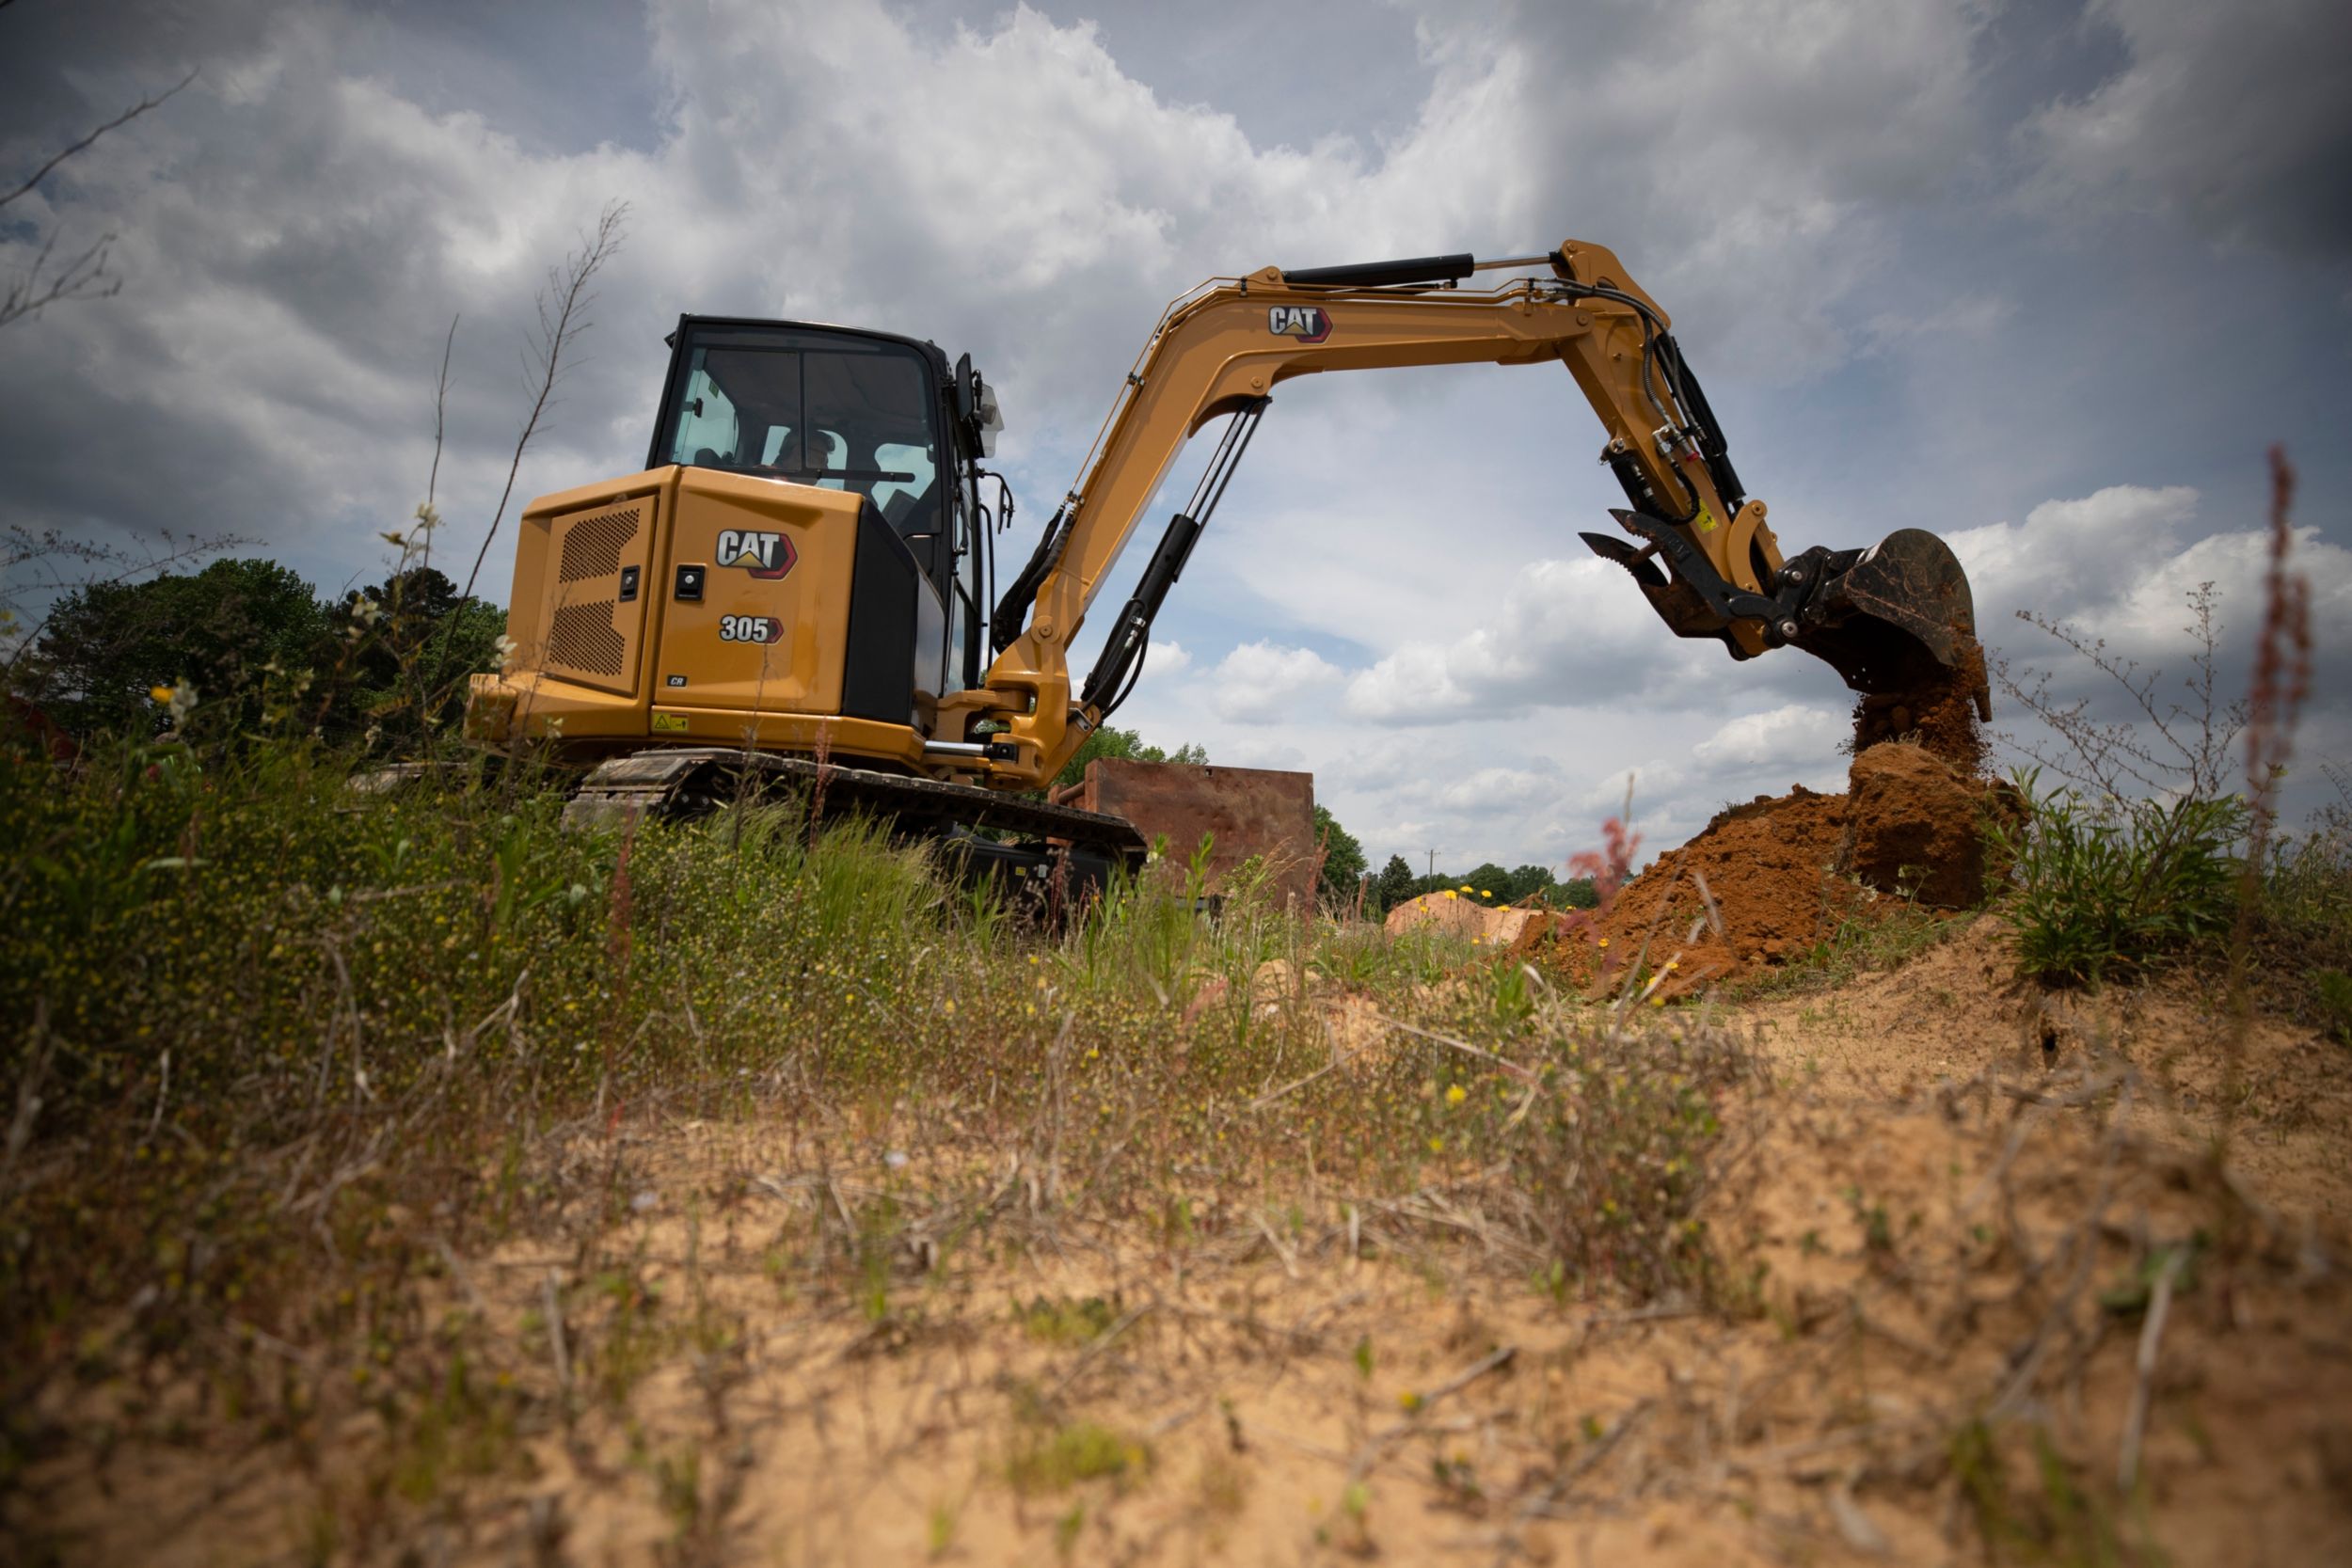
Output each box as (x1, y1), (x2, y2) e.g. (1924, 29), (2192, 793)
(466, 240), (1987, 880)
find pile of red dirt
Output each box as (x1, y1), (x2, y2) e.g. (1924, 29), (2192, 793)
(1509, 741), (2009, 996)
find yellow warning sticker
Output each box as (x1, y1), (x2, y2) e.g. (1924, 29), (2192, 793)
(1693, 507), (1720, 533)
(652, 712), (689, 734)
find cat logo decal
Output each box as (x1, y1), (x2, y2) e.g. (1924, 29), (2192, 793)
(716, 529), (796, 579)
(1266, 305), (1330, 343)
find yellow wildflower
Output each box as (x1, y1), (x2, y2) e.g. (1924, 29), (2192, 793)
(1445, 1085), (1466, 1105)
(1426, 1136), (1444, 1154)
(1443, 890), (1457, 900)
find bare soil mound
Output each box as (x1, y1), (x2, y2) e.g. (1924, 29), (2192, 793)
(1384, 890), (1534, 945)
(1512, 741), (2004, 993)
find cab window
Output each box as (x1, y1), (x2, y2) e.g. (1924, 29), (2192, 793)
(658, 327), (942, 547)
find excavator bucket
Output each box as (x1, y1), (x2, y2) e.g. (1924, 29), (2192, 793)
(1788, 528), (1991, 721)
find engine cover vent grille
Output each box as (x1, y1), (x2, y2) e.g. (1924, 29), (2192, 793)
(557, 505), (642, 584)
(548, 600), (627, 676)
(534, 493), (654, 697)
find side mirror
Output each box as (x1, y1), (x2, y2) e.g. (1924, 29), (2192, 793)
(952, 352), (977, 427)
(969, 375), (997, 455)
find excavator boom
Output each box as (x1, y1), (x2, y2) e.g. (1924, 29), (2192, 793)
(954, 241), (1987, 787)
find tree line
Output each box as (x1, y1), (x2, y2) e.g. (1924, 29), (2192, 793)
(7, 556), (504, 752)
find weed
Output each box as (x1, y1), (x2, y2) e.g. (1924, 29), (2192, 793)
(1737, 895), (1957, 998)
(1008, 1421), (1151, 1495)
(2318, 971), (2352, 1047)
(926, 1500), (959, 1558)
(1018, 1294), (1119, 1346)
(1989, 771), (2244, 984)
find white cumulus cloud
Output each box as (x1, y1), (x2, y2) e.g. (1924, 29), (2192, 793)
(1208, 640), (1344, 723)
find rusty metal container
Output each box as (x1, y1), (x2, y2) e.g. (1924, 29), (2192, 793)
(1055, 759), (1318, 912)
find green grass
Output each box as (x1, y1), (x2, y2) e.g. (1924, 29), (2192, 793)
(0, 726), (1760, 1552)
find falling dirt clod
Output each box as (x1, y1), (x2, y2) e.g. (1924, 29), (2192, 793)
(1849, 636), (1990, 774)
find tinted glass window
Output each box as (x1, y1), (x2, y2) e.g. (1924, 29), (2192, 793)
(660, 328), (941, 541)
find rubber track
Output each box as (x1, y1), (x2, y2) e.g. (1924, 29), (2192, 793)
(564, 748), (1148, 867)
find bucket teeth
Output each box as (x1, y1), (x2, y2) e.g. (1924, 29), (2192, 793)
(1579, 531), (1666, 590)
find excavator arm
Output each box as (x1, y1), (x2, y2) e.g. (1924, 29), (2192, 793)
(945, 240), (1986, 789)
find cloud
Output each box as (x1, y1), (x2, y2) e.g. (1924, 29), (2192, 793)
(1339, 555), (1765, 724)
(0, 0), (2009, 587)
(1953, 483), (2352, 678)
(1692, 704), (1850, 770)
(1400, 0), (1992, 376)
(1207, 640), (1344, 722)
(1433, 765), (1555, 814)
(2024, 0), (2352, 258)
(1946, 483), (2201, 624)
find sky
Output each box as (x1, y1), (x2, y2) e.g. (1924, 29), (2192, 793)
(3, 0), (2348, 873)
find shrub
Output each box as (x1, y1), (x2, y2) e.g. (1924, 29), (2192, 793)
(1990, 771), (2245, 984)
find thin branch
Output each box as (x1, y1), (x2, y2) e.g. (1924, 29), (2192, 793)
(419, 314), (458, 579)
(454, 200), (629, 610)
(418, 203), (626, 716)
(0, 71), (197, 212)
(2116, 1246), (2185, 1493)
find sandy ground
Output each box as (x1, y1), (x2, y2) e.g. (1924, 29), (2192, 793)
(31, 918), (2352, 1566)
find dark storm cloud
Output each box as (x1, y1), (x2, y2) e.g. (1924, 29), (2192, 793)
(2027, 0), (2352, 259)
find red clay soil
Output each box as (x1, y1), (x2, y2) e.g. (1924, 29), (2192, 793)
(1850, 638), (1989, 774)
(1844, 739), (2015, 908)
(1510, 741), (2003, 997)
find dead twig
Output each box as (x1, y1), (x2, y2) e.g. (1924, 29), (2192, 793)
(1494, 1398), (1653, 1559)
(438, 200), (628, 693)
(2117, 1246), (2186, 1492)
(3, 999), (55, 1187)
(1349, 1343), (1518, 1483)
(1042, 1301), (1155, 1405)
(1376, 1015), (1541, 1085)
(543, 1269), (572, 1407)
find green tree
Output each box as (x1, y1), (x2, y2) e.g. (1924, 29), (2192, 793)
(24, 557), (329, 738)
(1461, 862), (1513, 903)
(1051, 724), (1207, 790)
(1372, 854), (1416, 914)
(1312, 804), (1367, 908)
(326, 565), (505, 748)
